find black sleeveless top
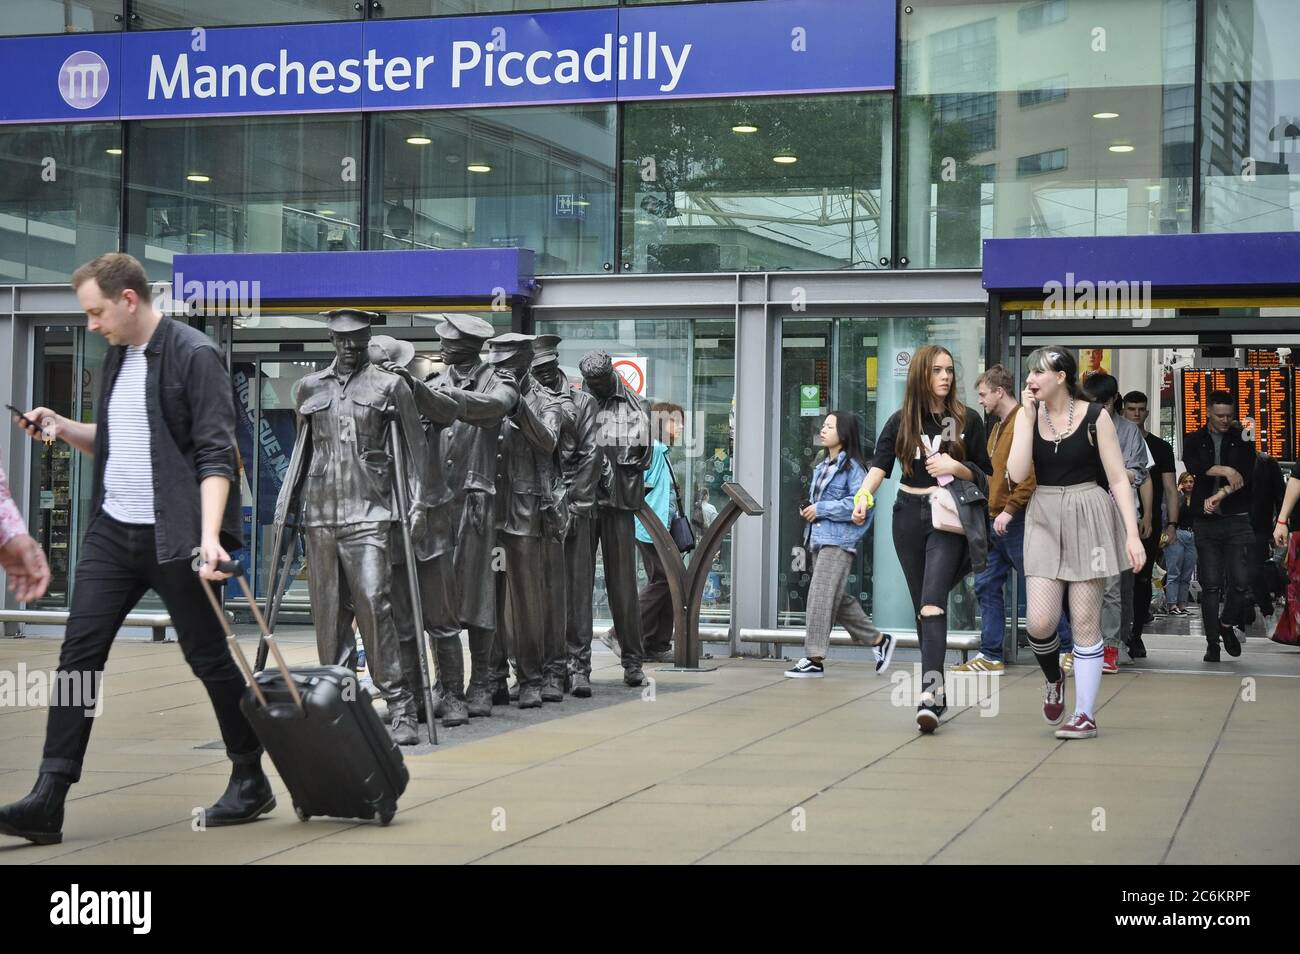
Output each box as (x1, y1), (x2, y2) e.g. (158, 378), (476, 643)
(1032, 400), (1104, 487)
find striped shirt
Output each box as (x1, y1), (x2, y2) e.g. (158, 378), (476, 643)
(102, 345), (155, 525)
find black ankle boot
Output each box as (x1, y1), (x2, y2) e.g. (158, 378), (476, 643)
(205, 757), (275, 827)
(0, 772), (71, 845)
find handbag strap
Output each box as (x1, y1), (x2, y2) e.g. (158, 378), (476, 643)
(665, 450), (685, 517)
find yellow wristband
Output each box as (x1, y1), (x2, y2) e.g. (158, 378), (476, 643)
(854, 489), (874, 510)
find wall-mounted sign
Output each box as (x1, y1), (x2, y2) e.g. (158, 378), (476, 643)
(612, 355), (648, 396)
(0, 0), (896, 125)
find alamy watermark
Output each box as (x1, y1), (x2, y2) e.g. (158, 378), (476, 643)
(0, 664), (103, 717)
(890, 664), (1000, 717)
(1042, 272), (1152, 327)
(153, 271), (262, 319)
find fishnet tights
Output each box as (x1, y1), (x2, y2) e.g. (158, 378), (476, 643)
(1026, 577), (1104, 648)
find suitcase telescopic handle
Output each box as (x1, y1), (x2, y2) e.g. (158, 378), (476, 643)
(202, 560), (305, 714)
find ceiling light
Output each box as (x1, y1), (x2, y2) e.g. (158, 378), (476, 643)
(105, 147), (122, 156)
(1092, 111), (1119, 119)
(772, 154), (798, 164)
(319, 210), (336, 216)
(467, 163), (492, 173)
(732, 123), (759, 134)
(406, 136), (432, 145)
(186, 173), (210, 182)
(1108, 143), (1135, 153)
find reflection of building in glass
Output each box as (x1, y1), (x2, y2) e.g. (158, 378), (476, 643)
(903, 0), (1195, 267)
(1202, 0), (1293, 232)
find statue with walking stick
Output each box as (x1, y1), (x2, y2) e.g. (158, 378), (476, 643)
(268, 309), (438, 745)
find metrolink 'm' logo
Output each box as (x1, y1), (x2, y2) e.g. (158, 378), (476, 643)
(59, 51), (110, 110)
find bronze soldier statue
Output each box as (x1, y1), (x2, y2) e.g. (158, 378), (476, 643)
(487, 334), (568, 708)
(279, 310), (432, 745)
(409, 315), (519, 718)
(371, 334), (468, 728)
(531, 336), (600, 697)
(580, 350), (654, 688)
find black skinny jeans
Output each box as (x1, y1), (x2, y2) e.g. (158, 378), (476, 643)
(892, 492), (967, 699)
(1194, 515), (1253, 645)
(41, 514), (261, 782)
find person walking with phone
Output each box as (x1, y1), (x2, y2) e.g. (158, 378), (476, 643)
(0, 254), (270, 846)
(850, 346), (991, 732)
(1008, 348), (1145, 740)
(786, 411), (894, 679)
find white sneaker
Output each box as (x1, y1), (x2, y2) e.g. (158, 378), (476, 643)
(784, 657), (824, 678)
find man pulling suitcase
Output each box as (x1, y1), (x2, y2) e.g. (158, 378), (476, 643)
(0, 254), (271, 846)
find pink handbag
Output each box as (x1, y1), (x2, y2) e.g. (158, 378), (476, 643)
(929, 487), (965, 535)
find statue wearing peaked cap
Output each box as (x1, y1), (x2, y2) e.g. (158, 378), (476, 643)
(405, 313), (520, 717)
(271, 309), (434, 745)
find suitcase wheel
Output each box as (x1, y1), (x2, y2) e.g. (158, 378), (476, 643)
(378, 806), (395, 827)
(294, 804), (311, 822)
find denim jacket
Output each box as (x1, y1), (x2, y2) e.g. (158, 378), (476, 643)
(806, 453), (872, 552)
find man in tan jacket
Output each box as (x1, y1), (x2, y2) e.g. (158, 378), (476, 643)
(955, 365), (1074, 673)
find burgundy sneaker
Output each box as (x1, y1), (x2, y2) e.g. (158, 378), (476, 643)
(1043, 675), (1067, 725)
(1055, 711), (1098, 739)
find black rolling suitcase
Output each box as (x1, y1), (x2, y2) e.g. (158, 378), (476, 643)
(202, 562), (409, 825)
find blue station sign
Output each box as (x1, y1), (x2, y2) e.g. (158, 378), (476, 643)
(0, 0), (896, 124)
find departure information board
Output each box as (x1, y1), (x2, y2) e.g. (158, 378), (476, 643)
(1180, 368), (1295, 461)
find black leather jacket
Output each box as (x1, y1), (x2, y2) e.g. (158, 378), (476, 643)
(948, 465), (991, 577)
(89, 317), (242, 563)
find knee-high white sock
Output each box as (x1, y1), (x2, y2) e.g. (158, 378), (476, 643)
(1072, 642), (1105, 718)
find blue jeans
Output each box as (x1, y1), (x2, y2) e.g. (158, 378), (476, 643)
(975, 511), (1073, 661)
(1164, 528), (1197, 605)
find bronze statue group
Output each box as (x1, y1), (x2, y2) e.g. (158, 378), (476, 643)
(272, 310), (655, 744)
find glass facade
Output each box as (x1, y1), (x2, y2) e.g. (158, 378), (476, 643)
(0, 123), (121, 283)
(370, 105), (616, 273)
(0, 0), (120, 35)
(534, 317), (736, 625)
(131, 1), (356, 29)
(899, 0), (1197, 268)
(125, 113), (363, 281)
(378, 1), (608, 17)
(1201, 0), (1300, 233)
(621, 94), (892, 272)
(778, 315), (985, 631)
(3, 0), (1300, 640)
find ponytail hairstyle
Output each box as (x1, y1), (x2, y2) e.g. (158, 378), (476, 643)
(1024, 346), (1082, 400)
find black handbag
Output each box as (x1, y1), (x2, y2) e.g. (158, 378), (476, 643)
(666, 458), (696, 554)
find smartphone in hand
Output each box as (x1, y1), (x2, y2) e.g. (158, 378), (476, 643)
(5, 404), (41, 437)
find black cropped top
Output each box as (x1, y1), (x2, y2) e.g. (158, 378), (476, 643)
(870, 406), (991, 489)
(1032, 399), (1104, 487)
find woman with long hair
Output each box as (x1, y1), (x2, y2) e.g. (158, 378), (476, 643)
(1008, 347), (1145, 739)
(851, 345), (991, 732)
(1164, 472), (1197, 616)
(786, 411), (895, 678)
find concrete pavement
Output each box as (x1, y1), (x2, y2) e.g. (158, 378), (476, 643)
(0, 630), (1296, 864)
